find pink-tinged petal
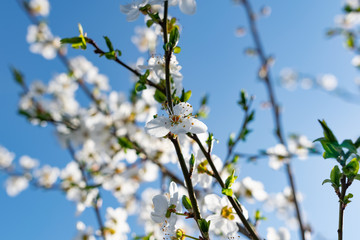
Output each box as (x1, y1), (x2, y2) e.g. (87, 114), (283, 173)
(173, 102), (193, 116)
(189, 118), (207, 134)
(204, 194), (222, 212)
(145, 116), (170, 137)
(179, 0), (196, 15)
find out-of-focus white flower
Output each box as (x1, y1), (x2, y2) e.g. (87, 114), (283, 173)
(233, 177), (268, 203)
(352, 55), (360, 67)
(132, 27), (158, 53)
(145, 102), (207, 137)
(28, 0), (50, 16)
(169, 0), (197, 15)
(267, 227), (291, 240)
(288, 135), (313, 160)
(260, 6), (272, 17)
(0, 145), (15, 168)
(34, 165), (60, 188)
(280, 68), (298, 90)
(265, 187), (304, 229)
(5, 176), (29, 196)
(317, 74), (338, 91)
(300, 78), (313, 89)
(266, 144), (290, 170)
(192, 153), (222, 189)
(60, 161), (83, 190)
(66, 188), (99, 215)
(19, 155), (39, 170)
(334, 12), (360, 29)
(204, 194), (248, 236)
(26, 23), (60, 59)
(104, 207), (130, 240)
(73, 221), (96, 240)
(346, 0), (360, 9)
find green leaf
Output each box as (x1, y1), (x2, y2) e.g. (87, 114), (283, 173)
(60, 37), (83, 44)
(115, 49), (122, 57)
(341, 139), (357, 154)
(169, 27), (180, 47)
(197, 219), (210, 234)
(182, 195), (192, 211)
(343, 193), (353, 205)
(118, 137), (134, 150)
(146, 19), (154, 28)
(154, 89), (166, 103)
(135, 82), (147, 92)
(355, 174), (360, 181)
(180, 89), (191, 102)
(103, 36), (114, 52)
(322, 179), (332, 185)
(18, 109), (32, 119)
(189, 154), (195, 169)
(318, 119), (338, 143)
(330, 165), (341, 188)
(10, 67), (24, 86)
(224, 169), (237, 189)
(173, 46), (181, 54)
(343, 158), (359, 177)
(104, 51), (116, 60)
(222, 188), (233, 196)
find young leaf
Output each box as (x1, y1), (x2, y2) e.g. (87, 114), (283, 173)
(330, 165), (341, 188)
(103, 36), (114, 52)
(340, 139), (357, 154)
(182, 195), (193, 211)
(343, 158), (359, 178)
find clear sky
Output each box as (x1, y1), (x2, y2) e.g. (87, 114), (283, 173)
(1, 0), (360, 240)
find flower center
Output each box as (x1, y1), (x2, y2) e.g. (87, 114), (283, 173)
(170, 115), (182, 125)
(221, 206), (235, 220)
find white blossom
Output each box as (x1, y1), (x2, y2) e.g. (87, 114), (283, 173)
(151, 181), (181, 232)
(233, 177), (268, 203)
(145, 102), (207, 137)
(266, 144), (290, 170)
(204, 194), (248, 236)
(317, 74), (338, 91)
(266, 227), (291, 240)
(19, 155), (39, 170)
(28, 0), (50, 16)
(5, 176), (29, 196)
(0, 146), (15, 168)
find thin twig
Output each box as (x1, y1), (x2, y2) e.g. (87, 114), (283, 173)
(241, 1), (306, 239)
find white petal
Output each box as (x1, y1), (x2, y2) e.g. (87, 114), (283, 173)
(173, 102), (193, 116)
(152, 194), (169, 213)
(127, 9), (140, 22)
(189, 118), (207, 134)
(204, 194), (222, 212)
(179, 0), (196, 15)
(145, 116), (170, 137)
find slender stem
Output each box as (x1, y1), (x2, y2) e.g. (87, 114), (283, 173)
(86, 39), (165, 94)
(338, 176), (347, 240)
(190, 134), (261, 240)
(241, 1), (306, 239)
(162, 0), (173, 113)
(184, 234), (200, 240)
(169, 137), (208, 240)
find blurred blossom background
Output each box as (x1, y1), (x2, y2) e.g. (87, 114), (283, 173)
(1, 0), (360, 239)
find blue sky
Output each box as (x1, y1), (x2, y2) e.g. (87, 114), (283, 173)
(1, 0), (360, 239)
